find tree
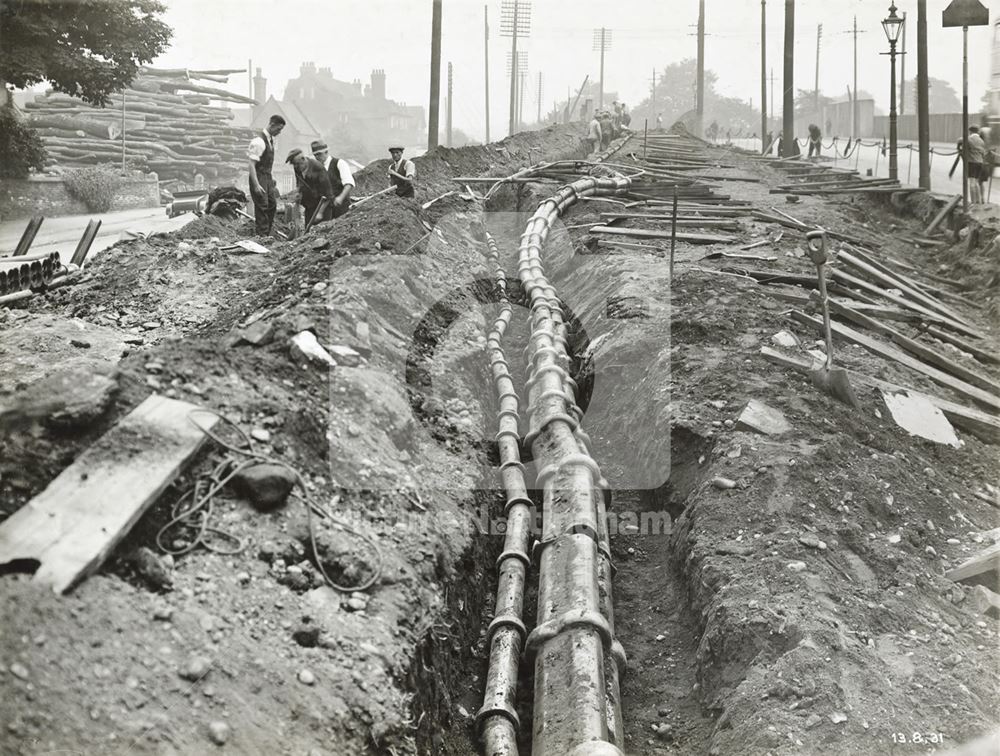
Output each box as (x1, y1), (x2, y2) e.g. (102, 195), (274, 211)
(631, 59), (759, 136)
(916, 77), (961, 114)
(0, 0), (172, 107)
(793, 89), (835, 121)
(0, 107), (47, 179)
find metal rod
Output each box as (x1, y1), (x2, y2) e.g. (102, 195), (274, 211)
(889, 36), (899, 181)
(485, 5), (491, 143)
(670, 186), (678, 276)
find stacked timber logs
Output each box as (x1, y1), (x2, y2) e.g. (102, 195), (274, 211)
(23, 67), (258, 184)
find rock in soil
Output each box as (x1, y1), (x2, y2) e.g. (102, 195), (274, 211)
(229, 463), (297, 510)
(207, 720), (230, 745)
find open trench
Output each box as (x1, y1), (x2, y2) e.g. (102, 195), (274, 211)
(409, 149), (727, 754)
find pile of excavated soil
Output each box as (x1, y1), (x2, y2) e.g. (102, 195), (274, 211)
(0, 125), (590, 756)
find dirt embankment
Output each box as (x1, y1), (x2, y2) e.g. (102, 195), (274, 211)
(0, 124), (588, 756)
(2, 123), (998, 756)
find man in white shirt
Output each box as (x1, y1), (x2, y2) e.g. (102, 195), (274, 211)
(247, 114), (285, 236)
(310, 140), (354, 219)
(387, 147), (415, 198)
(586, 116), (602, 154)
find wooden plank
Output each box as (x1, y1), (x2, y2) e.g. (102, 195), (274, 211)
(923, 194), (962, 236)
(837, 250), (976, 329)
(826, 266), (983, 340)
(789, 312), (1000, 413)
(759, 345), (1000, 442)
(920, 324), (1000, 366)
(822, 299), (1000, 396)
(602, 215), (740, 229)
(945, 542), (1000, 586)
(0, 394), (217, 593)
(588, 225), (737, 244)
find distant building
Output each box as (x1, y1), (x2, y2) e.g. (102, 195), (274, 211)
(262, 63), (426, 163)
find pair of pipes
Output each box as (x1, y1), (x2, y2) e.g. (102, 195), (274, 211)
(477, 170), (631, 755)
(0, 251), (61, 295)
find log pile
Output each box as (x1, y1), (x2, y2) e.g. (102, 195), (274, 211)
(24, 67), (258, 185)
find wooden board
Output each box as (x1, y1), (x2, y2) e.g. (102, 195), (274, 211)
(790, 312), (1000, 413)
(945, 542), (1000, 587)
(589, 226), (737, 244)
(823, 300), (1000, 396)
(923, 194), (962, 236)
(0, 394), (217, 593)
(759, 346), (1000, 443)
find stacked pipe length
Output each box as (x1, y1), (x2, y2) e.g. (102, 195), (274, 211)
(477, 161), (631, 754)
(0, 252), (61, 295)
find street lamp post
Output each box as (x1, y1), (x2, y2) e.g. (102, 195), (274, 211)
(882, 3), (904, 181)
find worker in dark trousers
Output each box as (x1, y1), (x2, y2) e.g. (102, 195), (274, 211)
(311, 140), (355, 218)
(286, 149), (333, 227)
(387, 146), (416, 198)
(247, 114), (285, 236)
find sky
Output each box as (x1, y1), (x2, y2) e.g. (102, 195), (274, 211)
(153, 0), (996, 142)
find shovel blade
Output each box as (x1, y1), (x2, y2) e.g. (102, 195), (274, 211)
(811, 365), (862, 409)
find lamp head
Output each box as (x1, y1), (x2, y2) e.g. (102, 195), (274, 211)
(882, 2), (904, 45)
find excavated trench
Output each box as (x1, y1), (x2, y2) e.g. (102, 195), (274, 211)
(402, 170), (736, 754)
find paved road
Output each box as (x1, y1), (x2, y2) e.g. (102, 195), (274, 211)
(0, 206), (194, 263)
(728, 137), (990, 199)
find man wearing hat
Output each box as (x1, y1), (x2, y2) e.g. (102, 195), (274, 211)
(247, 114), (285, 236)
(311, 140), (355, 219)
(286, 148), (333, 228)
(387, 146), (416, 198)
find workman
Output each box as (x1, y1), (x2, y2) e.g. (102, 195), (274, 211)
(286, 148), (333, 227)
(807, 124), (822, 158)
(387, 146), (416, 198)
(310, 140), (355, 219)
(967, 126), (987, 204)
(586, 114), (603, 154)
(247, 114), (285, 236)
(620, 102), (631, 128)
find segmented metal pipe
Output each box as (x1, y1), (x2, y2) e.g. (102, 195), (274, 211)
(518, 173), (630, 755)
(477, 231), (533, 756)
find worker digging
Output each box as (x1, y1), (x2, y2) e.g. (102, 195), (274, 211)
(0, 2), (998, 756)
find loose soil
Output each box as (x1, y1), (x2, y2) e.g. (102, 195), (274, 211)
(1, 124), (998, 756)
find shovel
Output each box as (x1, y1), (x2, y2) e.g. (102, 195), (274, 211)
(805, 229), (860, 408)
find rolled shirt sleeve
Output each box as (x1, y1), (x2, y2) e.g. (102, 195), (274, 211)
(248, 135), (266, 162)
(404, 159), (416, 179)
(337, 159), (356, 187)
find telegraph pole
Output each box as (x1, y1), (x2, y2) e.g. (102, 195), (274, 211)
(697, 0), (705, 134)
(761, 0), (768, 152)
(428, 0), (442, 149)
(916, 0), (930, 188)
(593, 27), (611, 109)
(537, 71), (543, 124)
(900, 11), (907, 115)
(501, 0), (530, 136)
(782, 0), (794, 156)
(814, 23), (822, 120)
(446, 61), (453, 147)
(484, 5), (490, 143)
(651, 69), (657, 123)
(518, 69), (527, 127)
(852, 15), (860, 138)
(771, 67), (775, 121)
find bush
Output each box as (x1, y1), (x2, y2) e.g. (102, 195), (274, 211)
(0, 105), (47, 179)
(63, 165), (122, 212)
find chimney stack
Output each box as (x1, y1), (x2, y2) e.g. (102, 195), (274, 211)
(371, 69), (387, 100)
(253, 67), (267, 105)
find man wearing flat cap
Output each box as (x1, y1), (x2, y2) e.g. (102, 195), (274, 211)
(286, 148), (333, 228)
(387, 146), (416, 198)
(311, 140), (355, 219)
